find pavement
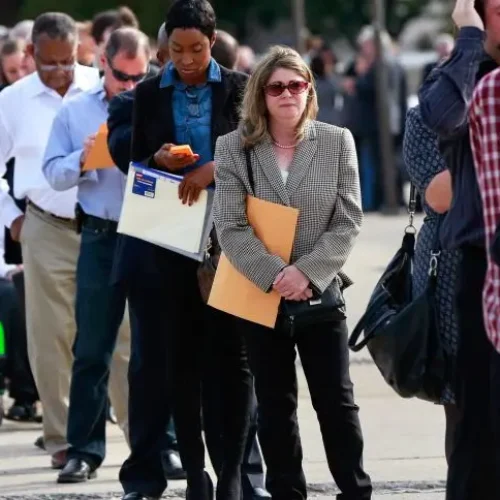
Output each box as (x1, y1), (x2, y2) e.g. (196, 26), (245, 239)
(0, 213), (448, 499)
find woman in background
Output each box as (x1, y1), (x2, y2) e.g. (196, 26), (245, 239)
(403, 105), (460, 464)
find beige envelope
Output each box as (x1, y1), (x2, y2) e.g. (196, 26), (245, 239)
(208, 195), (299, 328)
(83, 123), (115, 171)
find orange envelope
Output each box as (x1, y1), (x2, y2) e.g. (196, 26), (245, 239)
(83, 123), (115, 171)
(208, 196), (299, 328)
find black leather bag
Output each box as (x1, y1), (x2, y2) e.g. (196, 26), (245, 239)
(245, 149), (346, 333)
(348, 185), (446, 404)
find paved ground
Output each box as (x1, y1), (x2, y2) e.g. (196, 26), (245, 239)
(0, 213), (448, 499)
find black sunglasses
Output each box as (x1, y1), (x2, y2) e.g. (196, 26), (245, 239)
(107, 59), (148, 82)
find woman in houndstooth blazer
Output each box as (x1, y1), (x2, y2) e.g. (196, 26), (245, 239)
(213, 46), (372, 500)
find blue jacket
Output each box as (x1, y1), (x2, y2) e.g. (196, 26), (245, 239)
(418, 27), (497, 249)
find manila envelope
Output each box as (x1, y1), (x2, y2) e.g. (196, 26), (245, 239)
(83, 123), (115, 171)
(208, 195), (299, 328)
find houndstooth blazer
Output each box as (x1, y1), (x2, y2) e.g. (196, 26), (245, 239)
(213, 120), (363, 294)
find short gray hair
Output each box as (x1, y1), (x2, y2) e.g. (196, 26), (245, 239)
(11, 20), (34, 41)
(104, 27), (150, 62)
(32, 13), (77, 46)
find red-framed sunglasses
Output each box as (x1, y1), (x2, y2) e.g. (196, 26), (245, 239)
(263, 80), (310, 97)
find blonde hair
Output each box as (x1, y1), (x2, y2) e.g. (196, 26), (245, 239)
(240, 45), (318, 148)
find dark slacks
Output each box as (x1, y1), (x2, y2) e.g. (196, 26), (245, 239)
(242, 317), (372, 500)
(67, 226), (127, 467)
(120, 247), (253, 498)
(0, 274), (38, 404)
(446, 246), (500, 500)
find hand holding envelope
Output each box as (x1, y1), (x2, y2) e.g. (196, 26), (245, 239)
(208, 196), (299, 328)
(82, 123), (115, 171)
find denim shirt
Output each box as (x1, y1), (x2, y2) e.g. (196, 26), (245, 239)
(160, 58), (221, 174)
(418, 27), (497, 250)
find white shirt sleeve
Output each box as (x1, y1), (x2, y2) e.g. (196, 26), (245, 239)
(0, 103), (25, 228)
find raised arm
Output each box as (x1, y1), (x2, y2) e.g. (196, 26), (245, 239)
(418, 27), (485, 139)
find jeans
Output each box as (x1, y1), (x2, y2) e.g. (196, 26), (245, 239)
(67, 226), (127, 467)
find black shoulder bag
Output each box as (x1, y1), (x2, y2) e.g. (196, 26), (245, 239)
(348, 185), (446, 404)
(244, 149), (346, 334)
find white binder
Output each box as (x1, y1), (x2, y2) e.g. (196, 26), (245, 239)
(117, 162), (214, 261)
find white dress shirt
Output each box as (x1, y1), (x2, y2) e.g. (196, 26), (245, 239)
(0, 65), (100, 228)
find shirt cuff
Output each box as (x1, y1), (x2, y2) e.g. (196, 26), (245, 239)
(455, 27), (486, 49)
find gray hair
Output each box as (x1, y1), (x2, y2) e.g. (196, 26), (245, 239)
(31, 13), (77, 46)
(11, 20), (34, 41)
(357, 25), (392, 53)
(104, 27), (151, 62)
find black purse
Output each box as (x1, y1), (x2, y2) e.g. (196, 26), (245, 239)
(348, 185), (446, 404)
(244, 149), (346, 334)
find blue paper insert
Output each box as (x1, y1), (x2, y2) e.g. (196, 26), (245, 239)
(132, 171), (156, 198)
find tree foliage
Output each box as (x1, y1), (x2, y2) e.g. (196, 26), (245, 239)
(19, 0), (433, 41)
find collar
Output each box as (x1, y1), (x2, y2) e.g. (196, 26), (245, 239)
(160, 58), (221, 88)
(88, 78), (107, 102)
(26, 64), (98, 98)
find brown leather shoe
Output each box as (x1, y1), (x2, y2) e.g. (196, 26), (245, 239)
(51, 450), (67, 470)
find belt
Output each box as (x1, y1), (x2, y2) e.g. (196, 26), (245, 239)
(81, 213), (118, 233)
(27, 200), (77, 230)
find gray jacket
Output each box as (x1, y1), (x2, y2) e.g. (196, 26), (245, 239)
(213, 120), (363, 294)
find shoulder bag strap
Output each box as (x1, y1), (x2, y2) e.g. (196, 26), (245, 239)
(244, 148), (254, 195)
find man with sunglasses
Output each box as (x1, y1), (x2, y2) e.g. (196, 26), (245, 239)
(42, 27), (150, 484)
(0, 12), (101, 470)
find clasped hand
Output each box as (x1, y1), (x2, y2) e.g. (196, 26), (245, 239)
(273, 265), (313, 301)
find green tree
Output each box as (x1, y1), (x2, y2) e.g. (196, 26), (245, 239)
(19, 0), (434, 40)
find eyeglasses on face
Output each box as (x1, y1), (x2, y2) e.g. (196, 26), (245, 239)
(107, 58), (148, 83)
(263, 80), (310, 97)
(34, 49), (76, 72)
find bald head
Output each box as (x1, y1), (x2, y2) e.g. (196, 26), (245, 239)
(211, 29), (238, 69)
(156, 22), (169, 67)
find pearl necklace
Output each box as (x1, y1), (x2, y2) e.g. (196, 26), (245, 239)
(272, 140), (298, 149)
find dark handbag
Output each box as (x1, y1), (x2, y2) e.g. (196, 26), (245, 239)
(348, 185), (446, 404)
(197, 227), (221, 303)
(244, 148), (346, 332)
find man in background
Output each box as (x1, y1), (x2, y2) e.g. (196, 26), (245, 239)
(76, 21), (97, 66)
(422, 33), (455, 83)
(43, 27), (150, 484)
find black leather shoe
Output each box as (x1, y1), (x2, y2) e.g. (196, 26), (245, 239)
(6, 403), (41, 423)
(121, 494), (160, 500)
(57, 458), (97, 483)
(34, 436), (45, 450)
(161, 449), (187, 480)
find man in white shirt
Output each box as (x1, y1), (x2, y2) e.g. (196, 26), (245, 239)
(0, 12), (129, 469)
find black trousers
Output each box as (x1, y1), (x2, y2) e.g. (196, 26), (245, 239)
(0, 273), (38, 404)
(446, 246), (500, 500)
(242, 317), (372, 500)
(120, 248), (253, 498)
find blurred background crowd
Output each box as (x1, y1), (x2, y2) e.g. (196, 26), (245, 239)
(0, 0), (457, 213)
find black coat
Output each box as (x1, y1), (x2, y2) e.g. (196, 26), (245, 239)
(109, 65), (248, 283)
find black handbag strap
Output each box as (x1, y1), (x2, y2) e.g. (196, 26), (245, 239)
(244, 148), (255, 195)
